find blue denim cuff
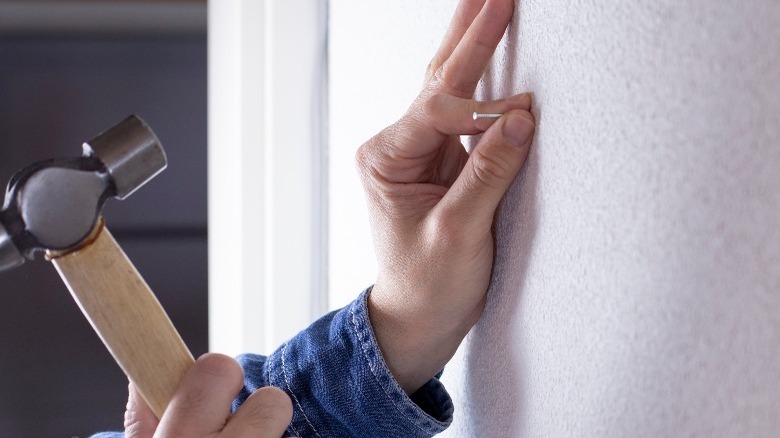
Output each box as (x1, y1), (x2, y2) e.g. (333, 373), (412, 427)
(348, 289), (453, 431)
(265, 288), (453, 437)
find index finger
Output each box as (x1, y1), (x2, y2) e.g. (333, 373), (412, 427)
(156, 353), (244, 435)
(224, 386), (293, 438)
(428, 0), (487, 74)
(436, 0), (514, 97)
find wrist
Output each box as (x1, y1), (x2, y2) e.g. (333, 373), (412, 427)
(366, 283), (481, 394)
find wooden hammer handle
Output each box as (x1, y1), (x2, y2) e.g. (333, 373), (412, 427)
(50, 221), (195, 419)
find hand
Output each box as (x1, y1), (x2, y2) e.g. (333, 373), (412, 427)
(357, 0), (536, 394)
(124, 353), (293, 438)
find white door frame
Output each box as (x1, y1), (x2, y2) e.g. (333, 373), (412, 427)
(208, 0), (327, 356)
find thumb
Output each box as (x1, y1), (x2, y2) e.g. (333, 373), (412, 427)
(439, 109), (535, 229)
(124, 383), (159, 438)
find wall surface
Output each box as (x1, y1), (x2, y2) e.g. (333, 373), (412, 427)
(331, 0), (780, 436)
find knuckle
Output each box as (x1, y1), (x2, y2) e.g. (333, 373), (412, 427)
(354, 142), (371, 171)
(354, 133), (386, 178)
(431, 64), (476, 96)
(430, 64), (446, 85)
(354, 139), (396, 203)
(424, 59), (438, 79)
(424, 210), (468, 249)
(420, 93), (445, 120)
(469, 147), (515, 189)
(354, 140), (383, 184)
(429, 66), (454, 93)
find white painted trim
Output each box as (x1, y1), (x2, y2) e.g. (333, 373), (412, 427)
(208, 0), (324, 356)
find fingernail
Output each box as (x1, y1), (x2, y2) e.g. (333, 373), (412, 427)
(502, 114), (535, 147)
(507, 92), (531, 104)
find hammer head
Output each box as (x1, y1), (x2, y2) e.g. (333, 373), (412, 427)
(0, 115), (166, 271)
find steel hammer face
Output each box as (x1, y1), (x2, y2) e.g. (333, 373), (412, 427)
(0, 115), (167, 270)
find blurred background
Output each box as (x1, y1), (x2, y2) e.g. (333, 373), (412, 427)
(0, 0), (438, 435)
(0, 1), (208, 435)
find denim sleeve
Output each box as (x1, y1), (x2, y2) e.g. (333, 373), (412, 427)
(233, 288), (453, 438)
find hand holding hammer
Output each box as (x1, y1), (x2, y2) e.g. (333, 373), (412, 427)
(0, 115), (194, 419)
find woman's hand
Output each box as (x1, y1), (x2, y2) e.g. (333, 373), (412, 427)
(358, 0), (536, 394)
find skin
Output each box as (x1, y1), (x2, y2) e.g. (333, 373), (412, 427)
(124, 354), (293, 438)
(122, 0), (535, 435)
(360, 0), (535, 394)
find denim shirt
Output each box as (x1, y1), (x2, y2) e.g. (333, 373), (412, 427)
(91, 289), (453, 437)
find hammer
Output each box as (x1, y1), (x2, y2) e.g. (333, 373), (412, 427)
(0, 115), (195, 419)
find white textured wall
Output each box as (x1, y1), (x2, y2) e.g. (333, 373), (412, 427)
(331, 0), (780, 436)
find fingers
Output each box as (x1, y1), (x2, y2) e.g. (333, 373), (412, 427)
(224, 386), (293, 438)
(438, 109), (535, 230)
(127, 354), (292, 437)
(358, 92), (531, 186)
(428, 0), (487, 75)
(436, 0), (515, 96)
(124, 383), (159, 438)
(156, 353), (245, 436)
(425, 92), (531, 135)
(363, 0), (517, 187)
